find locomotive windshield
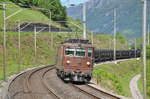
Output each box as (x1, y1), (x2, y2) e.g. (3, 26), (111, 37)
(65, 47), (85, 57)
(88, 48), (92, 57)
(65, 48), (75, 56)
(75, 48), (85, 57)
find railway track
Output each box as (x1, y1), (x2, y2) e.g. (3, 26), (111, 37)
(8, 65), (121, 99)
(86, 84), (120, 99)
(69, 84), (120, 99)
(69, 83), (101, 99)
(25, 65), (57, 99)
(8, 65), (59, 99)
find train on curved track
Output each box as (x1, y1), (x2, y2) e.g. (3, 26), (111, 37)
(56, 39), (141, 83)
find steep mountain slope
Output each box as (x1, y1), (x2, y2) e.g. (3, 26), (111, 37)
(67, 0), (150, 38)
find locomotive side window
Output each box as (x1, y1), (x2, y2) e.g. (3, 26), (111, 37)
(65, 48), (75, 56)
(88, 48), (92, 57)
(75, 48), (85, 57)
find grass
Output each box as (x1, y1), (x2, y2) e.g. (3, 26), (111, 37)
(138, 77), (143, 96)
(93, 59), (142, 97)
(0, 31), (128, 80)
(0, 33), (57, 80)
(92, 33), (128, 49)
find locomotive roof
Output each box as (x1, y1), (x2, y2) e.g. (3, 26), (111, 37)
(63, 39), (91, 44)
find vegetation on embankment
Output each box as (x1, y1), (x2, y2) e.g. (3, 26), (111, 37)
(93, 32), (128, 49)
(0, 1), (67, 31)
(92, 60), (142, 97)
(0, 0), (84, 32)
(0, 32), (128, 80)
(147, 45), (150, 99)
(10, 0), (67, 22)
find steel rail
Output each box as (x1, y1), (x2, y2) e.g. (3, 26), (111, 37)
(7, 65), (55, 99)
(7, 68), (29, 98)
(86, 84), (121, 99)
(69, 83), (101, 99)
(42, 67), (61, 99)
(25, 65), (54, 99)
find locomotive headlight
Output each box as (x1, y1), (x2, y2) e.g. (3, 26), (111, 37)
(87, 62), (90, 65)
(66, 60), (70, 64)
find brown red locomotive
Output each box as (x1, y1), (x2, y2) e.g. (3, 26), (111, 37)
(56, 39), (94, 82)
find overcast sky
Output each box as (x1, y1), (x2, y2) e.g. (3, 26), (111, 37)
(60, 0), (89, 7)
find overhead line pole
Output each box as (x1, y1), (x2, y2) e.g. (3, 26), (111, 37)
(3, 3), (6, 81)
(113, 9), (117, 62)
(91, 31), (94, 45)
(34, 26), (37, 64)
(142, 0), (147, 99)
(148, 24), (150, 45)
(83, 3), (86, 39)
(1, 2), (52, 80)
(134, 39), (137, 58)
(18, 20), (21, 72)
(49, 11), (53, 48)
(2, 3), (27, 80)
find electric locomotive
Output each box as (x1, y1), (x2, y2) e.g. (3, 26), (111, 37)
(56, 39), (94, 82)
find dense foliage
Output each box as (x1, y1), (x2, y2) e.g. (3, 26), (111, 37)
(10, 0), (67, 22)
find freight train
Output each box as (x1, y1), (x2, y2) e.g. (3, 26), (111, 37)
(56, 39), (141, 83)
(94, 49), (141, 63)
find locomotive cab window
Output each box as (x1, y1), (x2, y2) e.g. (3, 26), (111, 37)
(75, 48), (85, 57)
(88, 48), (93, 57)
(65, 48), (75, 56)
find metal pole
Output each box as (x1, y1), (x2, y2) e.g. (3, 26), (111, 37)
(126, 41), (129, 49)
(134, 39), (137, 58)
(49, 11), (53, 48)
(148, 24), (150, 45)
(113, 9), (116, 61)
(49, 23), (53, 48)
(34, 26), (37, 64)
(3, 3), (6, 81)
(142, 0), (147, 99)
(83, 3), (86, 39)
(49, 10), (51, 26)
(18, 20), (21, 72)
(91, 31), (94, 45)
(109, 38), (111, 50)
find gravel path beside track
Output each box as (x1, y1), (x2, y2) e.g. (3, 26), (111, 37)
(130, 74), (143, 99)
